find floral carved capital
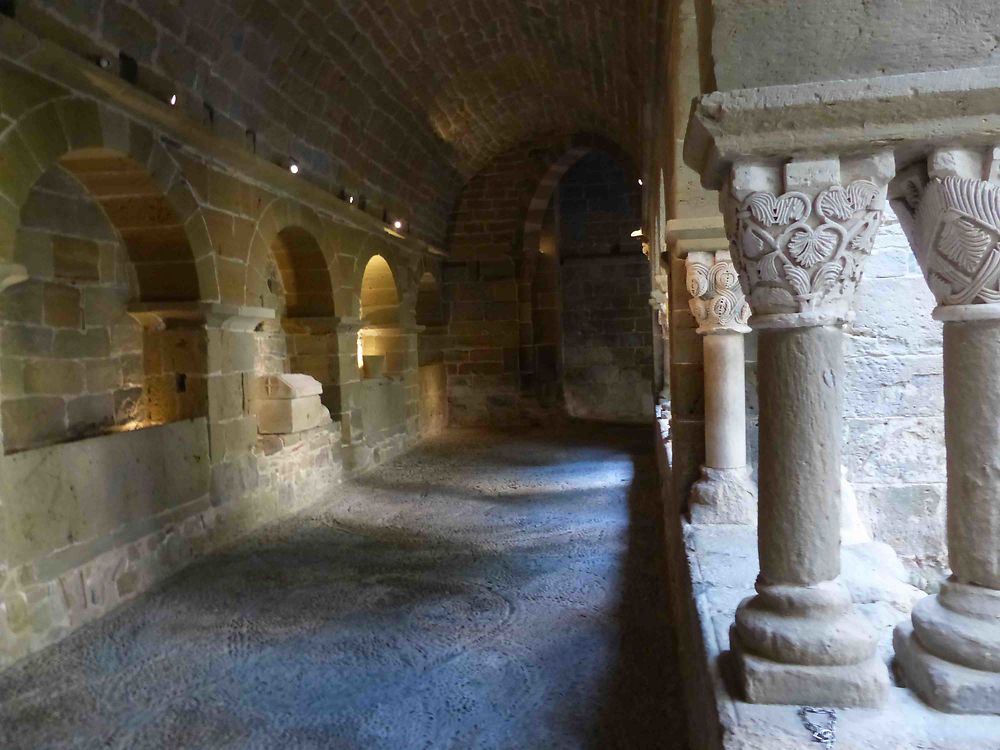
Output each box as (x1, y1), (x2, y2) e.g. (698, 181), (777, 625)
(686, 253), (751, 334)
(727, 180), (885, 321)
(914, 177), (1000, 306)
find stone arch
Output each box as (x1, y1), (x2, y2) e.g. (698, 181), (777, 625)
(516, 136), (643, 413)
(245, 200), (342, 413)
(244, 198), (335, 313)
(349, 241), (409, 323)
(360, 254), (401, 328)
(0, 95), (217, 303)
(0, 130), (213, 452)
(520, 134), (640, 270)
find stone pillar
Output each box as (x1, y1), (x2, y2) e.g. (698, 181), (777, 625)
(684, 250), (756, 524)
(892, 146), (1000, 714)
(724, 154), (894, 707)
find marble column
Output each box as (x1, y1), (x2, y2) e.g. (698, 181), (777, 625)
(685, 250), (756, 524)
(892, 146), (1000, 714)
(724, 154), (894, 707)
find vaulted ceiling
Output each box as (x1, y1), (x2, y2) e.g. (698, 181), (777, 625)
(21, 0), (661, 242)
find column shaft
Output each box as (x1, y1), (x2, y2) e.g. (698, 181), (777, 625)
(944, 319), (1000, 589)
(757, 325), (842, 585)
(703, 332), (746, 470)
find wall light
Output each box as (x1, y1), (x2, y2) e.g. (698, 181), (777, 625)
(288, 159), (300, 175)
(393, 220), (404, 231)
(169, 93), (178, 106)
(638, 178), (644, 187)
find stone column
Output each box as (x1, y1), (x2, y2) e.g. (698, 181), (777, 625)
(724, 154), (894, 707)
(892, 146), (1000, 714)
(684, 250), (756, 524)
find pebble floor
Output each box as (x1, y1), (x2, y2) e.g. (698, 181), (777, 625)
(0, 425), (687, 749)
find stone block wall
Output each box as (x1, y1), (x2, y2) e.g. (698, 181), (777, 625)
(561, 255), (654, 422)
(445, 137), (651, 425)
(557, 150), (653, 423)
(0, 162), (204, 453)
(0, 37), (430, 669)
(844, 211), (947, 574)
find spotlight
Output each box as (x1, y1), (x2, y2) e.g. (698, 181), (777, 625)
(638, 178), (644, 187)
(169, 93), (178, 106)
(393, 220), (403, 230)
(349, 195), (355, 204)
(288, 160), (300, 175)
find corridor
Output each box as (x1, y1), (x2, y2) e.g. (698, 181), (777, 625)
(0, 426), (686, 750)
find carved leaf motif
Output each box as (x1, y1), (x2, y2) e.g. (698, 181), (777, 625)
(816, 181), (880, 221)
(759, 252), (784, 283)
(739, 225), (776, 261)
(787, 227), (837, 267)
(745, 192), (810, 226)
(939, 217), (993, 273)
(783, 263), (812, 296)
(812, 262), (843, 294)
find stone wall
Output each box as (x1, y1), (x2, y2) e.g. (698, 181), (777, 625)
(845, 211), (946, 575)
(0, 33), (431, 669)
(444, 138), (647, 425)
(557, 151), (653, 423)
(710, 0), (1000, 91)
(0, 160), (205, 453)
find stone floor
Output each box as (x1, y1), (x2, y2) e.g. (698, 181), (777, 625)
(0, 425), (687, 750)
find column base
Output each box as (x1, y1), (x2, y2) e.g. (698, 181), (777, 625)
(894, 621), (1000, 714)
(732, 625), (889, 707)
(689, 465), (756, 525)
(731, 579), (888, 707)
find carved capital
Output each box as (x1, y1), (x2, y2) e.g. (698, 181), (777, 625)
(685, 251), (751, 334)
(725, 155), (893, 327)
(893, 146), (1000, 319)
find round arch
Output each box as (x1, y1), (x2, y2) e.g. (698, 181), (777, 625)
(244, 198), (336, 313)
(0, 95), (216, 303)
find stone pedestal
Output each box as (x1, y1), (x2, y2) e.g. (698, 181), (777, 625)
(721, 154), (894, 707)
(891, 147), (1000, 713)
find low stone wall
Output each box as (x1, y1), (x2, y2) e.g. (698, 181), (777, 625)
(656, 427), (1000, 749)
(0, 417), (346, 669)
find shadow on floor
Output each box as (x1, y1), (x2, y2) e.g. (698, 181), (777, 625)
(0, 423), (689, 750)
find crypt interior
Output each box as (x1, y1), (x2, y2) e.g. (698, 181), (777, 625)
(0, 1), (999, 748)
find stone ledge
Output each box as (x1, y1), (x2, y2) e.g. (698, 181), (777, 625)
(685, 65), (1000, 189)
(676, 521), (1000, 749)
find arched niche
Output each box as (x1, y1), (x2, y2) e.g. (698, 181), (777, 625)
(0, 149), (207, 453)
(256, 223), (341, 414)
(358, 254), (402, 378)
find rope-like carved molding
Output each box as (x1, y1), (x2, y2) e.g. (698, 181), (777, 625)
(686, 255), (751, 334)
(728, 181), (885, 318)
(916, 177), (1000, 306)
